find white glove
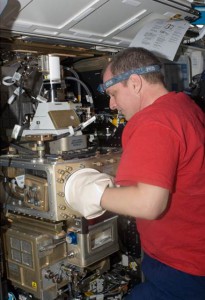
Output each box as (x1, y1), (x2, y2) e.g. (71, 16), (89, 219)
(64, 168), (114, 219)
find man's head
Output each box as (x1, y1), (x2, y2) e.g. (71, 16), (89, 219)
(101, 47), (167, 120)
(108, 47), (164, 85)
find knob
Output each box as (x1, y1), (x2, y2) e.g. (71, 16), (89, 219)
(66, 232), (77, 245)
(58, 205), (66, 210)
(57, 178), (64, 183)
(67, 251), (75, 258)
(58, 169), (65, 174)
(106, 158), (116, 163)
(92, 161), (103, 166)
(65, 166), (73, 172)
(44, 270), (54, 279)
(57, 192), (65, 197)
(60, 213), (69, 219)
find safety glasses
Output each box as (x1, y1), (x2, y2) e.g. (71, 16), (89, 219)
(97, 64), (161, 94)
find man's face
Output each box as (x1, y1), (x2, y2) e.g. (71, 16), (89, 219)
(103, 66), (141, 121)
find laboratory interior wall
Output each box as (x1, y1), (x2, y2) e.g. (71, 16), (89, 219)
(0, 1), (205, 299)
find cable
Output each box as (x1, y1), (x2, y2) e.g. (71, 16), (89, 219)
(183, 25), (205, 44)
(9, 142), (37, 155)
(8, 292), (17, 300)
(64, 76), (93, 105)
(17, 76), (24, 125)
(64, 67), (82, 101)
(2, 76), (15, 86)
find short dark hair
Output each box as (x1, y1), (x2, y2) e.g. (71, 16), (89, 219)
(109, 47), (165, 85)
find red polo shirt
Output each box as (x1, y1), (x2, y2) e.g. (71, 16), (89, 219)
(116, 92), (205, 276)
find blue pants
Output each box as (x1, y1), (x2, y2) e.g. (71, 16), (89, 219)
(125, 253), (205, 300)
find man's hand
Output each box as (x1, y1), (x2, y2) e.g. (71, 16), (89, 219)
(64, 168), (114, 219)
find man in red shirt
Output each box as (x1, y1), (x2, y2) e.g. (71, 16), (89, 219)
(66, 47), (205, 299)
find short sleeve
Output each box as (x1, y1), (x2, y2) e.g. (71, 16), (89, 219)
(116, 123), (180, 191)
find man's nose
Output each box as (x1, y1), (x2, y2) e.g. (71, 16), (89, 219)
(109, 97), (117, 110)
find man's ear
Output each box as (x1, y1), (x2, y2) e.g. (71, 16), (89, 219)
(129, 74), (142, 93)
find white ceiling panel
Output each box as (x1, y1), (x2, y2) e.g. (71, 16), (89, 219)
(0, 0), (200, 47)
